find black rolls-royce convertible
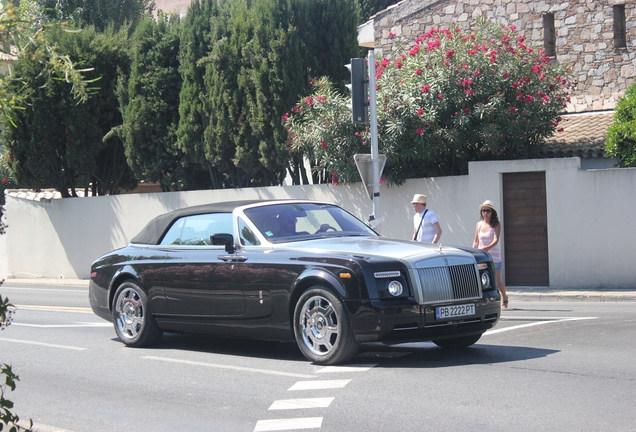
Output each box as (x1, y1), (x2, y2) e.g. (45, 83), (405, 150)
(89, 200), (501, 364)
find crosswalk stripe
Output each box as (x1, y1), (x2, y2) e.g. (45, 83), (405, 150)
(254, 417), (322, 431)
(269, 397), (334, 410)
(315, 364), (377, 373)
(288, 379), (351, 391)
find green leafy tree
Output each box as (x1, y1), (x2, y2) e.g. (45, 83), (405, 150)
(36, 0), (154, 31)
(3, 25), (137, 196)
(117, 13), (184, 191)
(286, 20), (573, 184)
(293, 0), (360, 89)
(0, 1), (94, 126)
(175, 0), (219, 189)
(605, 82), (636, 167)
(202, 0), (304, 187)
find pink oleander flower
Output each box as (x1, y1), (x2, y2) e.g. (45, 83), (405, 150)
(417, 109), (424, 116)
(421, 84), (431, 93)
(389, 31), (396, 39)
(380, 177), (387, 184)
(509, 106), (517, 113)
(1, 178), (7, 185)
(381, 58), (390, 68)
(415, 68), (422, 76)
(416, 128), (425, 135)
(321, 141), (327, 148)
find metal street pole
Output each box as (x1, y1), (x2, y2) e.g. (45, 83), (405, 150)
(368, 49), (382, 232)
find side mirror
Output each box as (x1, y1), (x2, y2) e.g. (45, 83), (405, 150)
(211, 233), (235, 254)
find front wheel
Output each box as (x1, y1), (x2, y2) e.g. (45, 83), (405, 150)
(432, 333), (482, 349)
(293, 286), (359, 365)
(112, 280), (163, 347)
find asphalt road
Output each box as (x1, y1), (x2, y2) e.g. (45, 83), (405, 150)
(1, 282), (635, 432)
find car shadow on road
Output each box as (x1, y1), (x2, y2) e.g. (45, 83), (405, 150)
(354, 342), (559, 368)
(134, 332), (308, 362)
(120, 333), (557, 367)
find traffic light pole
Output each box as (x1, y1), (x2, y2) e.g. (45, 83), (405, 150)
(368, 50), (382, 232)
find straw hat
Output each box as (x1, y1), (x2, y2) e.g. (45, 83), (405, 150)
(479, 200), (497, 212)
(411, 194), (427, 204)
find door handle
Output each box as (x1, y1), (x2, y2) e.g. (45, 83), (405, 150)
(218, 255), (248, 262)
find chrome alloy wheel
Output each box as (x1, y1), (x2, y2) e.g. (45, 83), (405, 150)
(114, 287), (144, 340)
(298, 294), (340, 356)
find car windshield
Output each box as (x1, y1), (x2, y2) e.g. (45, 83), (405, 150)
(244, 203), (377, 243)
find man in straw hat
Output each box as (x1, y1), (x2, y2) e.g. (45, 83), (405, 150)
(411, 194), (442, 244)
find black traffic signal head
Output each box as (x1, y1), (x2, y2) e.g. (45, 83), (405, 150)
(345, 58), (369, 124)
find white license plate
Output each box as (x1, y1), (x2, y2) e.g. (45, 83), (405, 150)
(435, 303), (476, 320)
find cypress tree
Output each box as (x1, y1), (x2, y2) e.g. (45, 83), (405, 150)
(119, 14), (184, 191)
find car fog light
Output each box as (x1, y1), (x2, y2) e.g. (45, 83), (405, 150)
(481, 272), (491, 288)
(388, 281), (403, 296)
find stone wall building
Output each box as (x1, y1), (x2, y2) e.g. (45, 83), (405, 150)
(359, 0), (636, 113)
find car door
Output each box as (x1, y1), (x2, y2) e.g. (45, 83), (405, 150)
(161, 212), (245, 317)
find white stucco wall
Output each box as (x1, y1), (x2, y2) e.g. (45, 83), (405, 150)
(1, 158), (635, 289)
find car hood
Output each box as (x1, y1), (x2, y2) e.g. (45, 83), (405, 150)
(277, 236), (471, 261)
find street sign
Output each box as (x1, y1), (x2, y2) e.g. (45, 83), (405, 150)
(354, 153), (386, 200)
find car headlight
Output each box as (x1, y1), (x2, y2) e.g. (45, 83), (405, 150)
(387, 281), (403, 296)
(481, 271), (491, 289)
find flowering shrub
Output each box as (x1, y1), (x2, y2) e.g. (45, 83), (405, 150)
(285, 19), (573, 184)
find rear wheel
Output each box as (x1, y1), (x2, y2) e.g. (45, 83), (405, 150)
(432, 333), (482, 349)
(293, 286), (359, 365)
(112, 280), (162, 347)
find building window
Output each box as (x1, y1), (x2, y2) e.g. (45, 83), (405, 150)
(543, 13), (556, 57)
(614, 5), (626, 49)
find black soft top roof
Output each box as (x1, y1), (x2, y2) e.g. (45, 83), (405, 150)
(130, 200), (262, 245)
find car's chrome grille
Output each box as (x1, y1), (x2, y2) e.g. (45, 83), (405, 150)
(416, 264), (481, 303)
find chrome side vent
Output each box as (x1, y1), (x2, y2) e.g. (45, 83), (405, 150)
(417, 264), (480, 303)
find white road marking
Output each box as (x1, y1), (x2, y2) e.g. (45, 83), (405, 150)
(268, 397), (334, 410)
(288, 379), (351, 391)
(2, 287), (86, 292)
(315, 364), (377, 373)
(12, 322), (111, 328)
(0, 337), (86, 351)
(14, 305), (93, 313)
(501, 316), (598, 321)
(142, 356), (315, 378)
(254, 417), (322, 431)
(484, 316), (597, 335)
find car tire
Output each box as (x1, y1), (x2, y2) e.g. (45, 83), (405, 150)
(432, 333), (482, 349)
(293, 286), (359, 365)
(112, 280), (163, 347)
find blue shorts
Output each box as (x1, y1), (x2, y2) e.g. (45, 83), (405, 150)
(494, 261), (502, 271)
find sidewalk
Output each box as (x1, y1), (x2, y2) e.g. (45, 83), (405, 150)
(3, 278), (636, 302)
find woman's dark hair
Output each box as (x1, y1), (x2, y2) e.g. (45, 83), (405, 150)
(480, 208), (500, 228)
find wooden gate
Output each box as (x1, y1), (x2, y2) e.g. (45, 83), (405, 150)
(502, 172), (549, 286)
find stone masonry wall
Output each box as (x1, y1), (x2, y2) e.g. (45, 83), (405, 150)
(372, 0), (636, 112)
